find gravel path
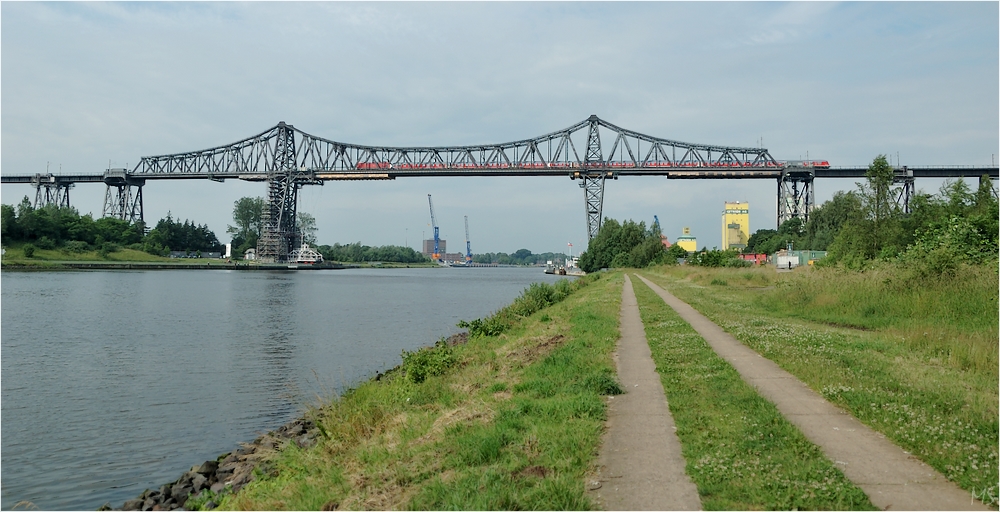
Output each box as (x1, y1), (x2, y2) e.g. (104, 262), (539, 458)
(636, 274), (990, 511)
(587, 274), (701, 510)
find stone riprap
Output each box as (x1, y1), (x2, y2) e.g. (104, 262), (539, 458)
(105, 418), (319, 511)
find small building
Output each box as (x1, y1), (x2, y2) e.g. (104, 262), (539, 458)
(676, 227), (698, 252)
(244, 248), (256, 260)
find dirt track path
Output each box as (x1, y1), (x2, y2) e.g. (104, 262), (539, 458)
(635, 274), (989, 511)
(587, 274), (701, 510)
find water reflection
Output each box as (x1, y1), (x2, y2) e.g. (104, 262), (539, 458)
(1, 268), (570, 509)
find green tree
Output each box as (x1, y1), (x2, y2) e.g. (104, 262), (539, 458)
(227, 197), (264, 253)
(1, 203), (18, 242)
(297, 212), (318, 246)
(578, 218), (665, 272)
(828, 155), (903, 264)
(801, 191), (861, 251)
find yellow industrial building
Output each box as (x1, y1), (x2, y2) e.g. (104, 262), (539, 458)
(722, 201), (749, 250)
(676, 227), (698, 252)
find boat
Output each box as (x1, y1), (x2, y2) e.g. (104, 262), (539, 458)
(288, 244), (324, 265)
(544, 261), (557, 274)
(564, 256), (585, 276)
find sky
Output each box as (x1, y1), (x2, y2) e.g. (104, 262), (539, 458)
(2, 2), (997, 254)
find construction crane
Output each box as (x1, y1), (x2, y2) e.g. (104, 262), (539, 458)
(653, 215), (661, 231)
(464, 216), (472, 263)
(427, 194), (441, 262)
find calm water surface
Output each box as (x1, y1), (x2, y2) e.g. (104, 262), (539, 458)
(1, 267), (569, 510)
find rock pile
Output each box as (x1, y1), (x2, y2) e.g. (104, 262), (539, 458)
(108, 418), (319, 511)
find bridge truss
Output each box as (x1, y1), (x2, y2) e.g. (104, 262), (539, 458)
(4, 115), (998, 262)
(130, 115), (779, 260)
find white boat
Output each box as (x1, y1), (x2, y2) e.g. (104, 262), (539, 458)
(288, 244), (324, 265)
(544, 261), (557, 274)
(564, 256), (585, 276)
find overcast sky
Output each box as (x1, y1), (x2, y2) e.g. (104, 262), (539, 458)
(2, 2), (997, 254)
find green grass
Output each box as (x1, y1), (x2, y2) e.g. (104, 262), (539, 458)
(217, 273), (623, 510)
(630, 276), (874, 510)
(1, 245), (226, 264)
(641, 264), (999, 506)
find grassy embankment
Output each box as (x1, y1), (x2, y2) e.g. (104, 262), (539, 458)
(1, 246), (182, 266)
(640, 264), (999, 506)
(0, 244), (439, 268)
(211, 273), (624, 510)
(630, 277), (874, 509)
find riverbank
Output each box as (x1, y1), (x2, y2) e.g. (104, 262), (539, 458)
(100, 263), (996, 509)
(106, 274), (613, 510)
(1, 261), (357, 271)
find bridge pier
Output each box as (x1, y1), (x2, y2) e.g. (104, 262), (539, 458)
(579, 174), (607, 240)
(32, 174), (73, 209)
(893, 167), (915, 214)
(102, 169), (145, 223)
(777, 167), (814, 227)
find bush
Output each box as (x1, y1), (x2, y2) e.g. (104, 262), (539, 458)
(64, 240), (89, 253)
(35, 236), (56, 250)
(459, 278), (589, 338)
(401, 339), (455, 383)
(97, 242), (121, 259)
(22, 243), (35, 258)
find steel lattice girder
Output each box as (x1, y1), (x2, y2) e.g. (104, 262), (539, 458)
(132, 116), (779, 177)
(893, 167), (916, 214)
(777, 169), (814, 227)
(33, 182), (72, 209)
(101, 171), (145, 223)
(256, 124), (310, 263)
(581, 174), (607, 240)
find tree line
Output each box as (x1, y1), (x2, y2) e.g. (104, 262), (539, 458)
(317, 243), (428, 264)
(577, 155), (998, 272)
(745, 155), (997, 270)
(472, 249), (570, 266)
(1, 197), (222, 257)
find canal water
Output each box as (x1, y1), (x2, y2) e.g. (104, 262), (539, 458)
(0, 267), (570, 510)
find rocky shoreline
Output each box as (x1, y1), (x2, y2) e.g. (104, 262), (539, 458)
(103, 332), (470, 511)
(101, 417), (322, 511)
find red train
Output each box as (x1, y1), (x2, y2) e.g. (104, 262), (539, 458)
(353, 160), (829, 170)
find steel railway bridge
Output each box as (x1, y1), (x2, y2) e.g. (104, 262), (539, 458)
(3, 115), (997, 262)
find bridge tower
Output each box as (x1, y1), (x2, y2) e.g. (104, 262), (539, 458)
(777, 166), (814, 227)
(102, 169), (145, 223)
(256, 122), (302, 263)
(580, 115), (611, 240)
(32, 174), (73, 209)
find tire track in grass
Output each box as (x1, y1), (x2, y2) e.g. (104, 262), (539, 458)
(630, 275), (874, 510)
(642, 268), (998, 508)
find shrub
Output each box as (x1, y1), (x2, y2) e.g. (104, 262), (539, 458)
(97, 242), (120, 259)
(35, 236), (56, 250)
(64, 240), (90, 253)
(458, 278), (591, 338)
(401, 339), (455, 383)
(22, 243), (35, 257)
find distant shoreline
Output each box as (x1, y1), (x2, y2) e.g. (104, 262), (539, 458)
(0, 261), (410, 271)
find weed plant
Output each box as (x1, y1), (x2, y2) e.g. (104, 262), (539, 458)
(218, 273), (620, 510)
(457, 278), (585, 337)
(642, 265), (999, 506)
(630, 277), (874, 510)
